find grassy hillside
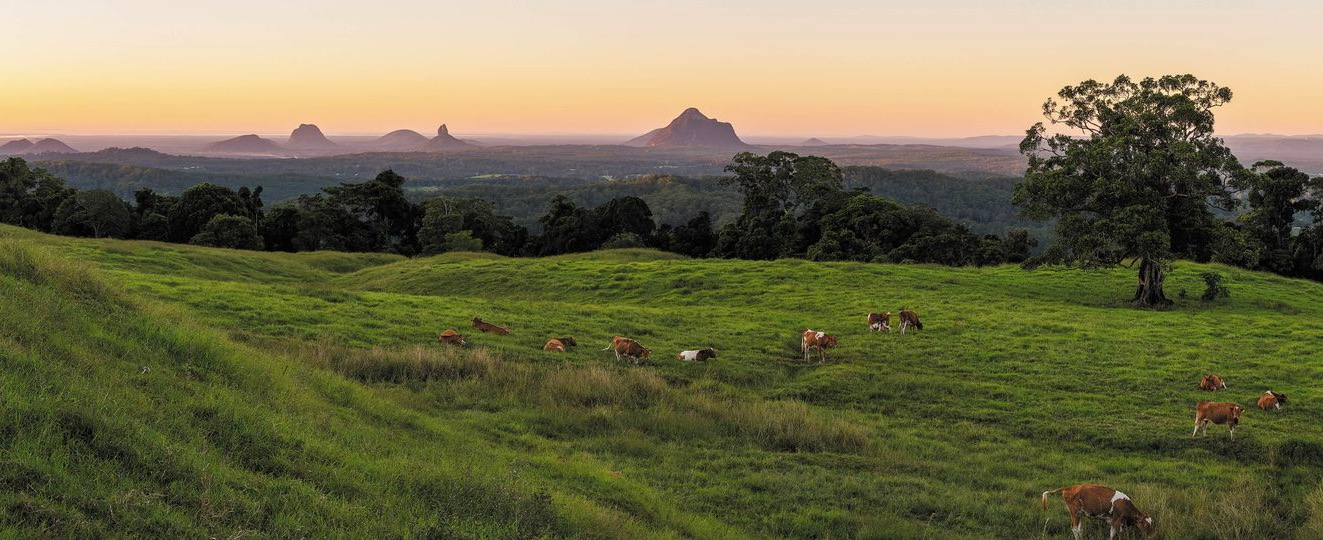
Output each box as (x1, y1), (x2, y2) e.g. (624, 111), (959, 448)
(2, 223), (1321, 538)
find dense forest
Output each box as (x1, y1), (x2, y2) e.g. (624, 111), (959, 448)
(0, 153), (1035, 265)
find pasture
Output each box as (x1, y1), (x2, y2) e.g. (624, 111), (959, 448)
(1, 223), (1320, 538)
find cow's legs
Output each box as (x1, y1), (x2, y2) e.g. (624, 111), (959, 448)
(1229, 425), (1235, 440)
(1192, 417), (1201, 438)
(1069, 507), (1083, 540)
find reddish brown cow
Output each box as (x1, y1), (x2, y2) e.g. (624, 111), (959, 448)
(472, 317), (510, 335)
(898, 309), (922, 334)
(1199, 374), (1227, 391)
(543, 339), (567, 352)
(1257, 390), (1288, 411)
(1193, 401), (1242, 440)
(801, 330), (838, 363)
(867, 312), (891, 333)
(437, 329), (465, 346)
(1041, 483), (1154, 540)
(603, 336), (650, 363)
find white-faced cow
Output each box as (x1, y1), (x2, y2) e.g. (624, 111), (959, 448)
(1258, 390), (1287, 411)
(867, 312), (891, 333)
(1041, 483), (1154, 540)
(801, 330), (838, 364)
(677, 348), (717, 362)
(437, 329), (465, 346)
(603, 336), (650, 364)
(1193, 401), (1242, 440)
(898, 309), (922, 334)
(1199, 374), (1227, 391)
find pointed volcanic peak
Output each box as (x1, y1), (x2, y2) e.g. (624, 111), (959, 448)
(370, 129), (430, 151)
(626, 107), (750, 149)
(426, 124), (477, 152)
(24, 138), (79, 155)
(286, 123), (338, 150)
(0, 138), (35, 155)
(201, 134), (285, 155)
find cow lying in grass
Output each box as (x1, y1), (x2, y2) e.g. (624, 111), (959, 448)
(867, 312), (891, 333)
(677, 348), (716, 362)
(1041, 483), (1154, 540)
(1193, 401), (1242, 440)
(437, 329), (465, 346)
(472, 317), (510, 335)
(1199, 374), (1227, 391)
(1258, 390), (1287, 410)
(543, 336), (578, 352)
(603, 336), (650, 363)
(801, 330), (837, 363)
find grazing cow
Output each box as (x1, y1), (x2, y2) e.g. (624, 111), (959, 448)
(801, 330), (838, 364)
(1258, 390), (1288, 411)
(1193, 401), (1242, 440)
(472, 317), (510, 335)
(867, 312), (892, 333)
(898, 309), (922, 334)
(437, 329), (465, 346)
(603, 336), (651, 363)
(543, 339), (567, 352)
(1199, 374), (1227, 391)
(678, 348), (717, 362)
(1041, 483), (1154, 540)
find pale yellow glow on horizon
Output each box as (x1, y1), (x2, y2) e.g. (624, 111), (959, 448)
(3, 0), (1322, 137)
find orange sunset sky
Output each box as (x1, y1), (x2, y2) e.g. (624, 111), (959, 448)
(4, 0), (1322, 137)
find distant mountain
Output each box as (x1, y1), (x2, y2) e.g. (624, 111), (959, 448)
(24, 138), (79, 155)
(371, 129), (430, 151)
(801, 138), (830, 146)
(287, 124), (338, 150)
(625, 108), (750, 149)
(0, 138), (35, 155)
(202, 134), (284, 155)
(426, 124), (476, 151)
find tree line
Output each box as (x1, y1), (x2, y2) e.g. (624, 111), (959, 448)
(0, 154), (1034, 265)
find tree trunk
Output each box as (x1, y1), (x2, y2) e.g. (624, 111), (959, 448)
(1132, 258), (1171, 307)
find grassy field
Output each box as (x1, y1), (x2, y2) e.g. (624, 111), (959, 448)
(1, 223), (1321, 538)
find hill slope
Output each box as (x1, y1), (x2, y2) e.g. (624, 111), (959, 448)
(2, 225), (1322, 537)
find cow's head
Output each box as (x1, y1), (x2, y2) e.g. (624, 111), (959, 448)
(1273, 391), (1288, 404)
(822, 335), (839, 348)
(561, 337), (578, 347)
(640, 347), (652, 358)
(1135, 513), (1154, 536)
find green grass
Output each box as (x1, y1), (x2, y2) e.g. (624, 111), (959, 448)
(2, 223), (1321, 538)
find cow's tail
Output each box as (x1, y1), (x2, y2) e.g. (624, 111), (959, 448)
(1041, 487), (1066, 510)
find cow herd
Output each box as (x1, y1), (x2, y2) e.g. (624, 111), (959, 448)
(438, 310), (927, 366)
(435, 313), (1292, 539)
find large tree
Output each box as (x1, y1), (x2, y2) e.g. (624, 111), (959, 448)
(1014, 75), (1242, 306)
(717, 151), (843, 260)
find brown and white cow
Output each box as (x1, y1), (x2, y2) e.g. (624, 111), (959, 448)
(437, 329), (466, 346)
(867, 312), (892, 333)
(1041, 483), (1154, 540)
(544, 339), (567, 352)
(1199, 374), (1227, 391)
(472, 317), (510, 335)
(1257, 390), (1288, 411)
(678, 348), (717, 362)
(603, 336), (650, 364)
(1193, 401), (1242, 440)
(801, 330), (838, 363)
(898, 309), (922, 334)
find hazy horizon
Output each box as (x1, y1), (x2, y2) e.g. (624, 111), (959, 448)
(5, 0), (1323, 137)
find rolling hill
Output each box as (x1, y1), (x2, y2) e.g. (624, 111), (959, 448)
(1, 225), (1320, 537)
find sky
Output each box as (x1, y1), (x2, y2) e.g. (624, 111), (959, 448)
(3, 0), (1322, 137)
